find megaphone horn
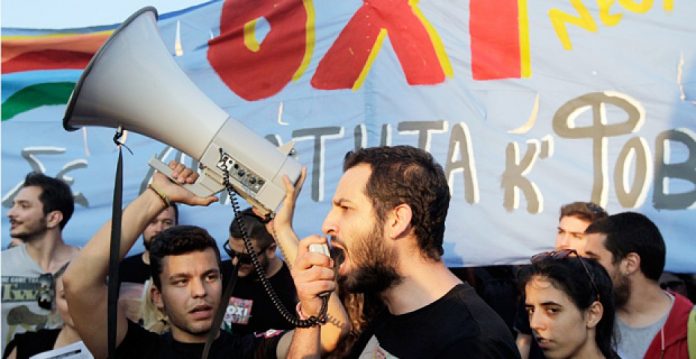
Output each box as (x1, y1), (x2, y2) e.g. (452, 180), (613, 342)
(63, 7), (301, 216)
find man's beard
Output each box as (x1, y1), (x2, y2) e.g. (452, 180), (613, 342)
(143, 236), (154, 251)
(613, 272), (631, 308)
(338, 222), (401, 294)
(13, 218), (48, 242)
(238, 255), (269, 280)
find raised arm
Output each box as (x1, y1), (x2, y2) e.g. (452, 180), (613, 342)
(63, 162), (217, 358)
(269, 168), (351, 357)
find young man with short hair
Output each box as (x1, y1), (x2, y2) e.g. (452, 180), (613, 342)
(2, 173), (80, 352)
(584, 212), (694, 359)
(64, 162), (348, 358)
(555, 201), (608, 253)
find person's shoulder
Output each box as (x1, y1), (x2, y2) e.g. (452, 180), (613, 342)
(447, 282), (487, 307)
(1, 245), (32, 272)
(119, 253), (151, 284)
(121, 253), (145, 264)
(1, 245), (25, 261)
(664, 291), (694, 331)
(12, 328), (61, 342)
(1, 245), (23, 254)
(671, 291), (694, 308)
(5, 328), (62, 357)
(446, 284), (518, 339)
(117, 320), (162, 354)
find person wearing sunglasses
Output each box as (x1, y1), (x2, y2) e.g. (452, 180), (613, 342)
(521, 249), (618, 359)
(584, 212), (694, 359)
(220, 208), (298, 336)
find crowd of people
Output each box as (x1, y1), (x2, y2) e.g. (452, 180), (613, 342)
(2, 145), (695, 359)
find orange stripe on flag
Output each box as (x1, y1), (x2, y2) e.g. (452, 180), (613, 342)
(2, 31), (111, 73)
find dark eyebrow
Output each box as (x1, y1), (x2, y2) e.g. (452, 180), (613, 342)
(168, 273), (190, 281)
(169, 268), (220, 281)
(203, 268), (221, 277)
(540, 301), (562, 307)
(558, 226), (583, 235)
(332, 198), (353, 206)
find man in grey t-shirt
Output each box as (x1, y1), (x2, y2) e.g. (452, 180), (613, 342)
(1, 173), (80, 353)
(584, 212), (694, 358)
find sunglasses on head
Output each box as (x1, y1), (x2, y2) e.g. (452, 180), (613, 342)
(223, 241), (270, 265)
(531, 248), (601, 302)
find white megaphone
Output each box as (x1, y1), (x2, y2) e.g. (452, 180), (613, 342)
(63, 7), (301, 216)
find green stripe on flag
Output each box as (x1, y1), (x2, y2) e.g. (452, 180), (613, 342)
(2, 82), (76, 121)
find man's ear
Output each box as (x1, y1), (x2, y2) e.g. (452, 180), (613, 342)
(622, 252), (641, 276)
(386, 204), (412, 240)
(586, 300), (604, 329)
(151, 284), (165, 311)
(266, 243), (277, 259)
(45, 211), (63, 229)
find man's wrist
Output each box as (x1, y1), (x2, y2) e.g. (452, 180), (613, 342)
(296, 300), (323, 322)
(148, 183), (171, 207)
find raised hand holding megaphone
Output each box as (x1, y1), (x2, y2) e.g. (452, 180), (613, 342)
(62, 7), (301, 216)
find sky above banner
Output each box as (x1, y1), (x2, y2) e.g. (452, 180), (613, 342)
(2, 0), (695, 271)
(1, 0), (209, 28)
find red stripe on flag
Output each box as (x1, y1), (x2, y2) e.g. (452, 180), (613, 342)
(470, 0), (521, 80)
(2, 49), (94, 74)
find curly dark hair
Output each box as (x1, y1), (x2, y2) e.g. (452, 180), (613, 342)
(149, 225), (221, 289)
(343, 146), (450, 261)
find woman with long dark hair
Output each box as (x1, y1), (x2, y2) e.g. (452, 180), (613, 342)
(520, 249), (618, 359)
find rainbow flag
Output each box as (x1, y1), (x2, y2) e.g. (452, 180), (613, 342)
(1, 27), (114, 121)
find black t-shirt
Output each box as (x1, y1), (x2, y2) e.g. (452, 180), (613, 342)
(348, 283), (521, 359)
(119, 253), (150, 284)
(220, 261), (297, 335)
(115, 320), (282, 359)
(3, 328), (60, 359)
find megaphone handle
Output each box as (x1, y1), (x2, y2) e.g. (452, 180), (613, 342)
(148, 157), (222, 198)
